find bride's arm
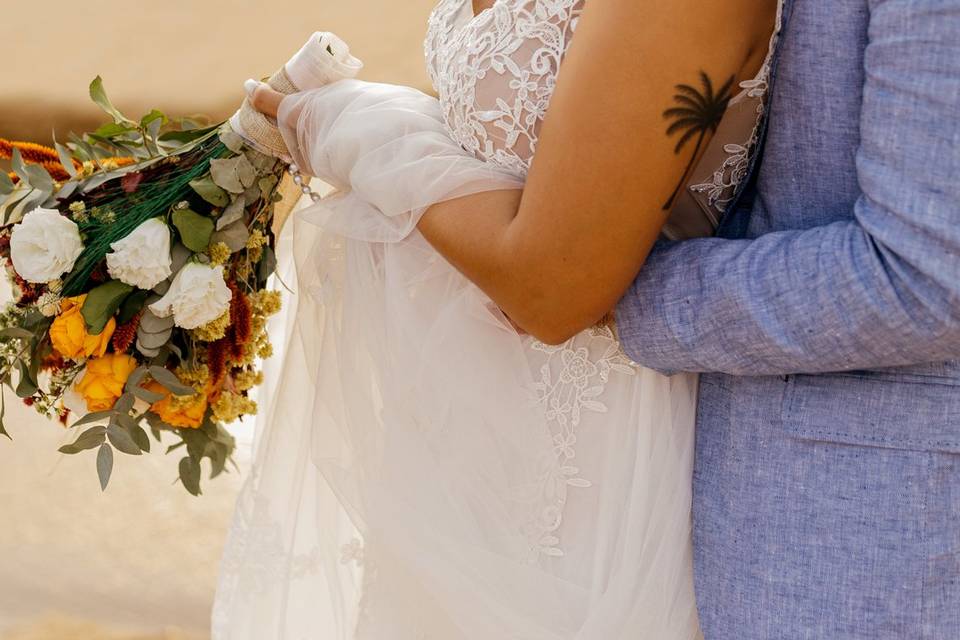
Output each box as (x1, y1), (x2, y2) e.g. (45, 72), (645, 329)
(428, 0), (773, 343)
(252, 0), (775, 344)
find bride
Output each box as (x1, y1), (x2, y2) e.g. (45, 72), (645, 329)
(213, 0), (780, 637)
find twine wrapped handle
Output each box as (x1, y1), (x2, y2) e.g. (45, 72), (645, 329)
(230, 32), (364, 161)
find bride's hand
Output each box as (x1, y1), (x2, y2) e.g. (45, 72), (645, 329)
(244, 79), (283, 119)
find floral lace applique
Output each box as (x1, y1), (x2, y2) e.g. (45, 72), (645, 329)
(688, 0), (785, 211)
(521, 325), (637, 560)
(425, 0), (585, 177)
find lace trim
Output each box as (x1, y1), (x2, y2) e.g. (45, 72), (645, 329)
(688, 0), (785, 211)
(522, 324), (637, 561)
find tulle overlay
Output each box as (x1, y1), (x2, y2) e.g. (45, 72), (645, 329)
(213, 3), (702, 635)
(211, 86), (701, 639)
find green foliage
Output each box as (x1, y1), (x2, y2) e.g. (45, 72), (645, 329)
(171, 208), (214, 252)
(97, 443), (114, 490)
(189, 176), (230, 207)
(89, 76), (136, 126)
(81, 281), (134, 335)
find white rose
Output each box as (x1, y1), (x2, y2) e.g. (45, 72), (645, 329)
(10, 207), (84, 283)
(105, 218), (173, 289)
(149, 263), (232, 330)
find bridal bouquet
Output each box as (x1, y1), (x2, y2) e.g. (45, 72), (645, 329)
(0, 32), (361, 494)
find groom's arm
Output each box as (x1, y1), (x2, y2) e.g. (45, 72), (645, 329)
(616, 0), (960, 376)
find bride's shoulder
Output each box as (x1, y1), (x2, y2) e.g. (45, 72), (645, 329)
(581, 0), (778, 69)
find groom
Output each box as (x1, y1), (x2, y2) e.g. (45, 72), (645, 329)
(616, 0), (960, 638)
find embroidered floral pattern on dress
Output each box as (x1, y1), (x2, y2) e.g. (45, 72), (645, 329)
(689, 0), (784, 211)
(426, 0), (645, 564)
(520, 325), (637, 560)
(425, 0), (584, 177)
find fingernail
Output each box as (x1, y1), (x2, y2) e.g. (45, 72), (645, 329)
(244, 79), (260, 98)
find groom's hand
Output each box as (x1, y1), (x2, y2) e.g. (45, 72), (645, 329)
(244, 80), (283, 119)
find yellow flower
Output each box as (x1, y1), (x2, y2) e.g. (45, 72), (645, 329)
(189, 309), (232, 342)
(75, 353), (138, 412)
(50, 296), (116, 360)
(211, 390), (257, 423)
(146, 381), (209, 429)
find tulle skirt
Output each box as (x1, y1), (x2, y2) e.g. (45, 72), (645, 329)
(211, 194), (702, 639)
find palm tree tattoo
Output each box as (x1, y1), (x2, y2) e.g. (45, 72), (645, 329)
(661, 71), (735, 210)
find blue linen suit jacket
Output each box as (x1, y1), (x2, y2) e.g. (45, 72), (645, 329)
(615, 0), (960, 637)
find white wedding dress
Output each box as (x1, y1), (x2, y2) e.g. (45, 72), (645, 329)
(212, 1), (780, 638)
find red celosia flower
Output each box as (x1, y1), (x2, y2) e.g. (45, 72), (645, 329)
(111, 312), (142, 354)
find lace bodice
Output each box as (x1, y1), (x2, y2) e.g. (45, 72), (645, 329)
(425, 0), (585, 177)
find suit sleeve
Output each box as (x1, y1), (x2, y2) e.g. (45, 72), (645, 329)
(615, 0), (960, 376)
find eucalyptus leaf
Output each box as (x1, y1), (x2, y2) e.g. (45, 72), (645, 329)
(210, 219), (250, 252)
(125, 366), (148, 392)
(257, 173), (279, 196)
(210, 155), (256, 194)
(172, 208), (214, 252)
(217, 194), (246, 230)
(81, 281), (134, 335)
(0, 327), (34, 340)
(140, 109), (167, 129)
(69, 411), (114, 429)
(23, 164), (54, 194)
(10, 149), (29, 185)
(243, 182), (261, 204)
(107, 423), (142, 455)
(136, 340), (161, 358)
(138, 308), (175, 334)
(81, 161), (155, 193)
(114, 392), (136, 416)
(209, 441), (228, 479)
(0, 390), (8, 440)
(59, 426), (107, 454)
(15, 360), (38, 398)
(0, 171), (14, 196)
(137, 327), (173, 350)
(1, 189), (31, 226)
(169, 243), (192, 275)
(130, 424), (151, 453)
(97, 443), (114, 491)
(148, 366), (195, 396)
(131, 384), (164, 404)
(89, 76), (135, 125)
(258, 245), (278, 282)
(8, 189), (48, 225)
(54, 142), (78, 179)
(158, 125), (219, 145)
(245, 149), (279, 173)
(218, 128), (246, 154)
(118, 290), (150, 325)
(53, 180), (79, 202)
(179, 456), (202, 496)
(189, 176), (229, 207)
(181, 428), (208, 462)
(93, 122), (137, 138)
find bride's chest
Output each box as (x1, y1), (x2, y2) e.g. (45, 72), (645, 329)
(424, 0), (585, 176)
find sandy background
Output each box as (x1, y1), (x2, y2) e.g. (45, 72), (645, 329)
(1, 1), (436, 638)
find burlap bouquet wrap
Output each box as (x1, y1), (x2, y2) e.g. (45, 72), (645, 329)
(229, 31), (363, 231)
(230, 31), (363, 160)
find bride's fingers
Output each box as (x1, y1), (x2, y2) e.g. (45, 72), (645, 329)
(244, 80), (283, 119)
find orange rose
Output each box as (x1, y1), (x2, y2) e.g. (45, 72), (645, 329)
(50, 295), (116, 360)
(75, 353), (138, 412)
(145, 381), (210, 429)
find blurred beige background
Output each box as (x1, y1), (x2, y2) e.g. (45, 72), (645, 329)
(2, 0), (436, 142)
(1, 1), (436, 638)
